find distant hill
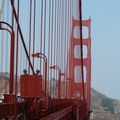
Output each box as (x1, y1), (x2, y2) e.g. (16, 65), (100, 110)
(91, 88), (120, 120)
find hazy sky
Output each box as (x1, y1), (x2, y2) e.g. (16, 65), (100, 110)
(83, 0), (120, 99)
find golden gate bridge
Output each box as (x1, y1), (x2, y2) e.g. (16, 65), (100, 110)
(0, 0), (91, 119)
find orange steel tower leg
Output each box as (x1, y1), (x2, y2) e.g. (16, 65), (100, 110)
(68, 17), (91, 118)
(82, 19), (91, 118)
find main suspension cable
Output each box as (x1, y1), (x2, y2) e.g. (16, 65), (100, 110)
(79, 0), (86, 101)
(10, 0), (35, 74)
(14, 1), (20, 118)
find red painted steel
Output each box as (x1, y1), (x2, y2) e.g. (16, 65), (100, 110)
(0, 21), (15, 95)
(41, 106), (73, 120)
(68, 17), (91, 119)
(3, 94), (16, 103)
(32, 53), (48, 100)
(0, 103), (25, 119)
(20, 75), (42, 98)
(0, 0), (91, 119)
(50, 66), (61, 99)
(0, 97), (87, 119)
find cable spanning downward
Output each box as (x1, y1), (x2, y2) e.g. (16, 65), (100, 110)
(79, 0), (86, 101)
(0, 0), (91, 119)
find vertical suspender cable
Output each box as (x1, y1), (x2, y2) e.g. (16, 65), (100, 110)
(64, 0), (71, 98)
(40, 0), (43, 72)
(48, 0), (51, 96)
(43, 0), (46, 88)
(56, 0), (59, 96)
(64, 0), (66, 71)
(56, 0), (59, 69)
(64, 0), (69, 97)
(62, 0), (65, 71)
(60, 0), (63, 70)
(26, 0), (30, 69)
(59, 0), (61, 94)
(52, 0), (55, 98)
(65, 0), (70, 74)
(58, 0), (63, 98)
(66, 0), (69, 97)
(64, 0), (66, 72)
(62, 0), (66, 97)
(55, 0), (58, 98)
(59, 0), (62, 68)
(43, 0), (47, 98)
(58, 0), (62, 69)
(67, 0), (70, 72)
(33, 0), (36, 69)
(1, 20), (4, 72)
(53, 0), (57, 97)
(14, 0), (20, 119)
(43, 0), (46, 56)
(50, 0), (54, 98)
(20, 39), (23, 73)
(51, 0), (54, 68)
(79, 0), (86, 101)
(6, 0), (9, 72)
(28, 0), (32, 73)
(64, 0), (67, 72)
(0, 0), (5, 72)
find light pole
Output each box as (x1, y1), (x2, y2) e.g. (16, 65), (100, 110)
(32, 53), (47, 100)
(0, 21), (14, 95)
(50, 66), (61, 99)
(61, 73), (68, 98)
